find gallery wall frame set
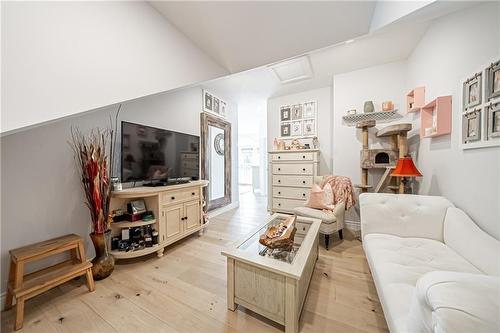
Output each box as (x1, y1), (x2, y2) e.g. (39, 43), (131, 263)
(279, 101), (317, 138)
(460, 59), (500, 149)
(203, 89), (228, 118)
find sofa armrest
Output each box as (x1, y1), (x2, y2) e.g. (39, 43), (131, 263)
(359, 193), (454, 241)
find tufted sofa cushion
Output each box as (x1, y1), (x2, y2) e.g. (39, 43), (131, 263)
(407, 271), (500, 333)
(360, 193), (454, 241)
(363, 233), (481, 333)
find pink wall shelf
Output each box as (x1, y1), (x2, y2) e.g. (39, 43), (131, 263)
(406, 86), (426, 113)
(420, 96), (452, 139)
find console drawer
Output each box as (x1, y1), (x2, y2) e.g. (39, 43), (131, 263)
(272, 152), (314, 161)
(272, 175), (313, 187)
(295, 221), (311, 235)
(161, 188), (199, 205)
(273, 187), (309, 200)
(272, 163), (313, 175)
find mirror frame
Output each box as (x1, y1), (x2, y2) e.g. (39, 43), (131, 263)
(200, 112), (231, 211)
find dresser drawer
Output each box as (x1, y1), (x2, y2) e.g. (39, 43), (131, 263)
(272, 152), (314, 161)
(160, 188), (200, 204)
(272, 163), (313, 175)
(272, 198), (304, 211)
(273, 186), (309, 200)
(272, 175), (313, 187)
(295, 221), (311, 236)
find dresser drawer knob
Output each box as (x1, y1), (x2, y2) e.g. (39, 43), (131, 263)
(302, 168), (306, 171)
(302, 155), (306, 159)
(171, 196), (175, 200)
(302, 181), (306, 184)
(192, 192), (195, 196)
(278, 191), (281, 195)
(278, 156), (281, 159)
(278, 168), (281, 171)
(278, 180), (281, 183)
(278, 203), (281, 206)
(302, 227), (306, 231)
(302, 193), (306, 196)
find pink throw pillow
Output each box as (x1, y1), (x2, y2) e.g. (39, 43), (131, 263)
(305, 184), (334, 210)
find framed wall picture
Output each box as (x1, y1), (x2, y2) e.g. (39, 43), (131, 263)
(291, 104), (302, 120)
(462, 108), (481, 143)
(487, 102), (500, 139)
(291, 121), (302, 136)
(203, 90), (228, 118)
(280, 106), (291, 121)
(303, 119), (316, 136)
(463, 72), (482, 110)
(486, 60), (500, 101)
(203, 90), (213, 112)
(213, 97), (220, 114)
(280, 123), (291, 137)
(220, 101), (227, 118)
(303, 101), (316, 118)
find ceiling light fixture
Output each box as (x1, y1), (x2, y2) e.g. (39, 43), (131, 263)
(268, 55), (313, 84)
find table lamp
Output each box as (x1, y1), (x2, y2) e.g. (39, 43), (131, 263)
(391, 156), (422, 194)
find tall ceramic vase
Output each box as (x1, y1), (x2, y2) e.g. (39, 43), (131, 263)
(90, 230), (115, 280)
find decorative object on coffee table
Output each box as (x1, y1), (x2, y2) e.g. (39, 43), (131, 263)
(259, 215), (296, 250)
(70, 113), (119, 280)
(391, 156), (422, 194)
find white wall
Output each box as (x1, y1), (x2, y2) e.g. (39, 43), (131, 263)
(406, 2), (500, 239)
(267, 87), (333, 174)
(0, 86), (239, 295)
(1, 1), (228, 134)
(333, 61), (408, 223)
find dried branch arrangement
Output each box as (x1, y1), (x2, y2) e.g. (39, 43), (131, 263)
(70, 127), (115, 234)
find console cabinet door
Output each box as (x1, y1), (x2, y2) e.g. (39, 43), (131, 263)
(184, 200), (200, 232)
(161, 204), (183, 241)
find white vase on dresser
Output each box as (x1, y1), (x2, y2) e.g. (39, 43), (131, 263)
(268, 150), (319, 213)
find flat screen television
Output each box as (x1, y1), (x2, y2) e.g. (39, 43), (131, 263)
(121, 121), (199, 184)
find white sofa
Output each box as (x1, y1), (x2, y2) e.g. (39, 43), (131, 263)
(359, 193), (500, 333)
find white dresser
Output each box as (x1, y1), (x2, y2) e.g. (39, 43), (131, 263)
(268, 150), (319, 214)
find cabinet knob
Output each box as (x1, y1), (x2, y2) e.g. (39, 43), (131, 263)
(302, 168), (306, 171)
(302, 155), (306, 159)
(278, 203), (281, 206)
(278, 191), (281, 195)
(302, 181), (306, 184)
(302, 193), (306, 196)
(278, 168), (281, 171)
(192, 192), (195, 195)
(171, 196), (175, 200)
(278, 156), (281, 159)
(278, 180), (281, 183)
(302, 227), (306, 231)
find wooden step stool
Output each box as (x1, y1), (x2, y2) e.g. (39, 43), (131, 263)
(5, 234), (95, 331)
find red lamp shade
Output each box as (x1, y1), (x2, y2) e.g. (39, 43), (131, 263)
(391, 157), (422, 177)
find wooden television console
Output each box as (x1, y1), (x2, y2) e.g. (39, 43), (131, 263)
(109, 180), (208, 259)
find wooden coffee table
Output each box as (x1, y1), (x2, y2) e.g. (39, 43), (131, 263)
(221, 213), (321, 333)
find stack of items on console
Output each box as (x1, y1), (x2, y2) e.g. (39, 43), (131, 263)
(360, 193), (499, 333)
(110, 198), (159, 252)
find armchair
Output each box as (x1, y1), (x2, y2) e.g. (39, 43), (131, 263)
(293, 176), (345, 249)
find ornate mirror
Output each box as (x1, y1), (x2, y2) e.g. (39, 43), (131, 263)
(200, 112), (231, 210)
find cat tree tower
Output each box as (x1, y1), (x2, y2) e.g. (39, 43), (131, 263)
(355, 121), (412, 194)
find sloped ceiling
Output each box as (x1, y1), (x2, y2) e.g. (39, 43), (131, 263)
(150, 1), (377, 73)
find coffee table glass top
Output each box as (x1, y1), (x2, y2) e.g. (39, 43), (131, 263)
(237, 215), (304, 264)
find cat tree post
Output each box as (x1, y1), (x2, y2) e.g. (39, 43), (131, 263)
(356, 120), (376, 193)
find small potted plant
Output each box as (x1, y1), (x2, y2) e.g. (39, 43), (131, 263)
(70, 125), (116, 280)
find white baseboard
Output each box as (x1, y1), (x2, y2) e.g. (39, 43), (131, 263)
(207, 201), (240, 218)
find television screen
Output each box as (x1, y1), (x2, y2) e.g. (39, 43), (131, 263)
(121, 121), (199, 183)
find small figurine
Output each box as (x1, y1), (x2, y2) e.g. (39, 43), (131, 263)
(312, 136), (319, 149)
